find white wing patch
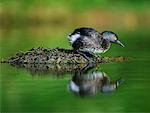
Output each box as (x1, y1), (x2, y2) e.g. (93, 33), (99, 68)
(81, 48), (104, 53)
(68, 34), (80, 44)
(69, 81), (79, 93)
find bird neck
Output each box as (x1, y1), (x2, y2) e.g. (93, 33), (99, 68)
(101, 39), (110, 50)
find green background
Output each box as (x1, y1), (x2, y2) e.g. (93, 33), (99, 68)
(1, 0), (150, 112)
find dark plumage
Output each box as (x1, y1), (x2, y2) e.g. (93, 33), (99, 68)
(68, 27), (124, 54)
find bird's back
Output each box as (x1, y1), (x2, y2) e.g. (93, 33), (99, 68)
(69, 27), (104, 53)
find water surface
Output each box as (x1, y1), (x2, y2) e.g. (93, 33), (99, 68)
(1, 28), (150, 113)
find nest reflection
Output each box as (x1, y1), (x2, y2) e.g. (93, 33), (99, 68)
(10, 63), (123, 96)
(10, 63), (89, 76)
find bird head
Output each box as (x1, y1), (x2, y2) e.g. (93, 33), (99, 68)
(102, 31), (124, 47)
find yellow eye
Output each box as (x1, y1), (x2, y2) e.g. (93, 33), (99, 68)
(113, 37), (117, 40)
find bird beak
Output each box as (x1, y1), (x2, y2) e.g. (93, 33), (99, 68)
(116, 40), (124, 47)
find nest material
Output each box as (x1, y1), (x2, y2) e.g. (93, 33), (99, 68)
(1, 47), (128, 64)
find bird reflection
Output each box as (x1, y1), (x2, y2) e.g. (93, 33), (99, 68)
(10, 63), (123, 96)
(69, 71), (123, 97)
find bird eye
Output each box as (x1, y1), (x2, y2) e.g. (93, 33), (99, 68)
(113, 37), (117, 40)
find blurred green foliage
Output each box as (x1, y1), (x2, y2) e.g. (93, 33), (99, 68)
(0, 0), (150, 54)
(1, 0), (150, 11)
(0, 0), (150, 30)
(0, 0), (150, 57)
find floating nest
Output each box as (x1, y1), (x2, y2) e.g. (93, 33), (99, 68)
(1, 47), (128, 64)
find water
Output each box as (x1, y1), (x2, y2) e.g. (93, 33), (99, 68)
(1, 28), (150, 113)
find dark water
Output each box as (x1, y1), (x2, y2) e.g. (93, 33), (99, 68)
(1, 29), (150, 113)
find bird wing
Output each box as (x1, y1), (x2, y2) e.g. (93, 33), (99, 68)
(72, 34), (102, 51)
(68, 28), (103, 51)
(82, 33), (103, 49)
